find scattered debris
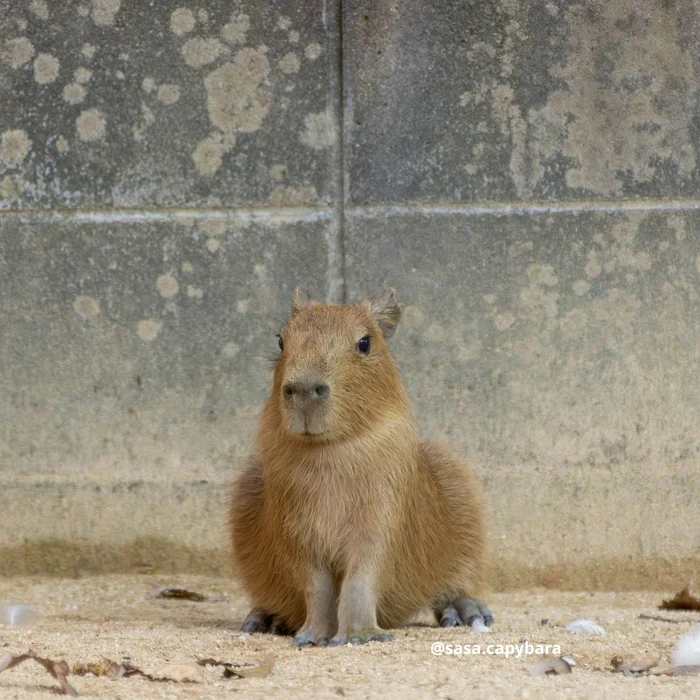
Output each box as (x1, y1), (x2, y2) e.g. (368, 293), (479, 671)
(149, 584), (208, 602)
(672, 624), (700, 667)
(529, 656), (574, 676)
(72, 658), (140, 679)
(660, 586), (700, 612)
(565, 619), (606, 636)
(0, 649), (78, 696)
(143, 663), (206, 683)
(639, 614), (697, 624)
(470, 618), (491, 633)
(0, 604), (37, 626)
(669, 666), (700, 676)
(198, 656), (275, 679)
(611, 655), (660, 676)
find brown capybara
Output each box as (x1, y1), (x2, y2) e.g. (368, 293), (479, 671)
(230, 288), (492, 646)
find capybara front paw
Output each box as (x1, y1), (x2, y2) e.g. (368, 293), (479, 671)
(292, 629), (331, 647)
(329, 628), (395, 646)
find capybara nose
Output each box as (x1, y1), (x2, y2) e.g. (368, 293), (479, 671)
(283, 380), (330, 400)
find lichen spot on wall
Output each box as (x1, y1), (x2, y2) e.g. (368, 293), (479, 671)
(63, 83), (86, 105)
(222, 341), (239, 358)
(300, 107), (336, 150)
(170, 7), (195, 36)
(33, 52), (59, 84)
(1, 130), (31, 164)
(573, 280), (590, 296)
(4, 37), (35, 68)
(192, 134), (228, 176)
(91, 0), (121, 27)
(205, 48), (271, 137)
(278, 53), (300, 74)
(156, 274), (179, 298)
(76, 108), (106, 141)
(182, 38), (224, 69)
(0, 175), (26, 201)
(157, 84), (181, 105)
(29, 0), (49, 20)
(269, 164), (287, 181)
(221, 13), (249, 44)
(527, 264), (559, 287)
(75, 67), (92, 84)
(401, 305), (424, 330)
(73, 296), (100, 318)
(137, 319), (161, 342)
(201, 218), (226, 235)
(304, 43), (323, 61)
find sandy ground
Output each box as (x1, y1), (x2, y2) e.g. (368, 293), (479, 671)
(0, 575), (698, 699)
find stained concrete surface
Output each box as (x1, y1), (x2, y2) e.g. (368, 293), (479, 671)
(1, 0), (699, 587)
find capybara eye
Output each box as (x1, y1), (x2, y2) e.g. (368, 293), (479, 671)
(357, 335), (371, 354)
(278, 335), (284, 351)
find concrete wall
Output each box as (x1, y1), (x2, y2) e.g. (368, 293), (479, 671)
(1, 0), (698, 588)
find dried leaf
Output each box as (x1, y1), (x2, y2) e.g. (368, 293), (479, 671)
(150, 585), (207, 602)
(143, 663), (205, 683)
(660, 586), (700, 612)
(565, 619), (605, 636)
(611, 655), (660, 675)
(0, 649), (78, 696)
(229, 656), (274, 679)
(529, 656), (574, 676)
(198, 656), (274, 679)
(72, 658), (141, 679)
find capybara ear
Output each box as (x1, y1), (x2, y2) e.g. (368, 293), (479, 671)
(369, 288), (401, 339)
(292, 287), (311, 316)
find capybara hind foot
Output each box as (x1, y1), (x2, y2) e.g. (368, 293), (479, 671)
(437, 597), (493, 628)
(329, 628), (395, 646)
(241, 608), (295, 636)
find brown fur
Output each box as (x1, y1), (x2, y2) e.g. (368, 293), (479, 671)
(230, 290), (487, 639)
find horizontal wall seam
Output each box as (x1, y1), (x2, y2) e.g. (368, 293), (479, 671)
(4, 199), (700, 222)
(345, 199), (700, 217)
(0, 206), (333, 223)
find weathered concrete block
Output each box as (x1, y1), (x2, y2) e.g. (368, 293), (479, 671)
(346, 208), (700, 584)
(345, 0), (700, 203)
(0, 212), (332, 483)
(0, 0), (336, 208)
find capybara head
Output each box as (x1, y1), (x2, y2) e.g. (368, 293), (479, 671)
(271, 288), (406, 441)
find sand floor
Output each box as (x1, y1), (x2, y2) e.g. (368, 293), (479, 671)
(0, 575), (698, 699)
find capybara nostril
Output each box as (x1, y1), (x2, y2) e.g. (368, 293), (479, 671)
(284, 380), (330, 400)
(313, 383), (330, 399)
